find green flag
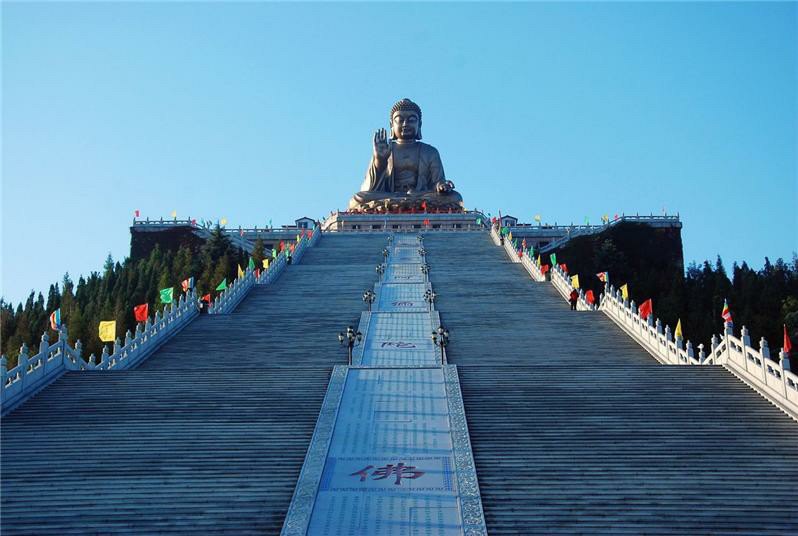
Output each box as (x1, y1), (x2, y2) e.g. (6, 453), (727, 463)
(550, 253), (557, 265)
(476, 217), (482, 225)
(159, 287), (174, 304)
(215, 278), (227, 291)
(248, 257), (255, 270)
(271, 248), (277, 258)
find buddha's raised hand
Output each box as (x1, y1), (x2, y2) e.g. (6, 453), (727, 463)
(373, 128), (391, 160)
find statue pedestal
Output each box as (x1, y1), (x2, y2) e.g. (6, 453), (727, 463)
(348, 193), (464, 214)
(322, 210), (487, 233)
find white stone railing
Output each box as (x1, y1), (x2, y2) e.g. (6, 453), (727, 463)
(1, 290), (199, 415)
(600, 284), (703, 365)
(716, 327), (798, 419)
(209, 225), (321, 314)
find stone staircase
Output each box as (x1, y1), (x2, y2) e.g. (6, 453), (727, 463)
(424, 232), (798, 535)
(1, 234), (386, 535)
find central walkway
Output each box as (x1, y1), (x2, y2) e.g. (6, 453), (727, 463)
(282, 235), (486, 536)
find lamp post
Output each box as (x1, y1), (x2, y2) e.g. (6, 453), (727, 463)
(382, 248), (389, 261)
(418, 247), (426, 258)
(420, 263), (430, 282)
(376, 264), (385, 281)
(431, 325), (450, 365)
(363, 289), (375, 312)
(424, 289), (436, 312)
(338, 325), (363, 366)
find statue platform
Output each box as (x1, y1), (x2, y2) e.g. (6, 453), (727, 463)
(322, 210), (488, 233)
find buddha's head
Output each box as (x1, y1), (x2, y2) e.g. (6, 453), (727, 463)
(390, 98), (422, 141)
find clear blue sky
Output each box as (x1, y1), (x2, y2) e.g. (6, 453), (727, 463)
(3, 2), (796, 305)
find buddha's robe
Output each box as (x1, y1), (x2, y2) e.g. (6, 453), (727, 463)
(356, 142), (453, 201)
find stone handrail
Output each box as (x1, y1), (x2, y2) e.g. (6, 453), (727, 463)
(1, 290), (199, 416)
(600, 284), (702, 365)
(209, 226), (320, 314)
(718, 327), (798, 419)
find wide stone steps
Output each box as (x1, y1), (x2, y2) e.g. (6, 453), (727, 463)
(424, 232), (798, 535)
(1, 234), (387, 535)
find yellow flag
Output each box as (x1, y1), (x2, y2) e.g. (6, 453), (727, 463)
(534, 214), (541, 222)
(262, 258), (270, 269)
(237, 265), (244, 278)
(296, 234), (301, 242)
(171, 210), (177, 218)
(620, 284), (629, 300)
(571, 275), (580, 288)
(536, 255), (541, 266)
(675, 319), (683, 339)
(99, 321), (116, 342)
(508, 231), (513, 241)
(220, 217), (228, 226)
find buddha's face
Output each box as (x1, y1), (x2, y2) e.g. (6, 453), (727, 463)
(391, 110), (420, 141)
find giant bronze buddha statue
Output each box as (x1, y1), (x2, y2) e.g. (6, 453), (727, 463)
(349, 98), (464, 212)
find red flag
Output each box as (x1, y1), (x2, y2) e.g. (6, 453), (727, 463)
(559, 263), (568, 273)
(255, 268), (261, 279)
(133, 303), (148, 322)
(308, 231), (313, 239)
(785, 325), (792, 355)
(279, 240), (285, 251)
(421, 200), (427, 211)
(638, 299), (653, 320)
(518, 250), (523, 259)
(201, 293), (211, 303)
(423, 218), (430, 226)
(134, 209), (140, 218)
(540, 264), (550, 274)
(191, 219), (197, 226)
(289, 243), (296, 253)
(585, 290), (595, 304)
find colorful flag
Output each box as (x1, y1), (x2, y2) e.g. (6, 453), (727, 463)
(171, 210), (177, 218)
(191, 219), (197, 226)
(237, 265), (245, 278)
(248, 257), (255, 270)
(159, 287), (174, 304)
(540, 264), (550, 274)
(201, 293), (211, 303)
(49, 309), (61, 330)
(534, 214), (541, 222)
(134, 209), (140, 218)
(215, 278), (227, 291)
(423, 218), (430, 226)
(585, 290), (595, 304)
(271, 248), (277, 258)
(536, 255), (541, 266)
(721, 299), (733, 326)
(98, 320), (116, 342)
(220, 217), (228, 226)
(476, 217), (482, 225)
(521, 238), (527, 249)
(638, 298), (653, 320)
(263, 258), (270, 269)
(675, 319), (683, 339)
(421, 200), (427, 211)
(596, 272), (608, 283)
(133, 303), (149, 322)
(254, 268), (261, 279)
(508, 231), (513, 241)
(239, 228), (244, 237)
(559, 263), (568, 273)
(549, 253), (557, 265)
(181, 277), (194, 292)
(620, 284), (629, 300)
(784, 325), (792, 355)
(571, 275), (580, 288)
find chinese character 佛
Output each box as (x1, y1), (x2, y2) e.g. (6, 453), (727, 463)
(349, 463), (425, 485)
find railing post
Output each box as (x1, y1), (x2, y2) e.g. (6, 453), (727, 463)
(740, 326), (750, 373)
(760, 337), (770, 383)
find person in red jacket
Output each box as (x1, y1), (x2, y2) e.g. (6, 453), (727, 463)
(569, 289), (579, 311)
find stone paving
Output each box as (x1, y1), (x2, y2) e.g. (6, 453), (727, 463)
(282, 235), (486, 536)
